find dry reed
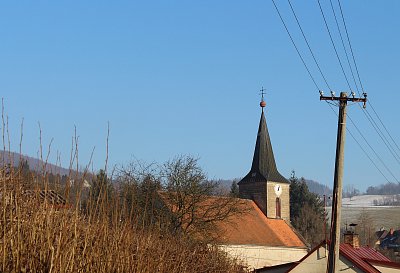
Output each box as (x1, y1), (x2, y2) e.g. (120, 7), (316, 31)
(0, 168), (247, 273)
(0, 103), (246, 272)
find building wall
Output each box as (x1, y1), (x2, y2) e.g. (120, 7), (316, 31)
(218, 244), (307, 270)
(289, 244), (364, 273)
(266, 182), (290, 221)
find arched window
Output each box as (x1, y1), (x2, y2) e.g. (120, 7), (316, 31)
(276, 197), (281, 218)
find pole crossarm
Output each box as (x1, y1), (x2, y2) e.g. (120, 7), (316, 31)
(319, 92), (367, 108)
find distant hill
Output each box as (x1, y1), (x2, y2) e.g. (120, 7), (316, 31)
(1, 151), (334, 196)
(304, 179), (332, 196)
(215, 177), (331, 197)
(366, 182), (400, 195)
(0, 150), (77, 177)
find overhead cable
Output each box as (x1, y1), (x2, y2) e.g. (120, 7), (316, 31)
(346, 114), (399, 183)
(334, 0), (400, 165)
(271, 0), (398, 184)
(317, 0), (352, 91)
(337, 0), (400, 157)
(328, 0), (359, 92)
(271, 0), (320, 91)
(288, 0), (332, 91)
(327, 104), (391, 184)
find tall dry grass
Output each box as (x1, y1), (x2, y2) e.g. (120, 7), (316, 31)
(0, 165), (247, 273)
(0, 144), (245, 272)
(0, 103), (246, 272)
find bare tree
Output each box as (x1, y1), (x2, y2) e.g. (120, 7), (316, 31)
(115, 159), (162, 228)
(114, 155), (247, 238)
(356, 209), (375, 246)
(160, 155), (246, 237)
(343, 184), (360, 199)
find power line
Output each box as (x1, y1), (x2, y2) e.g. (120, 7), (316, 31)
(369, 101), (400, 155)
(317, 0), (352, 91)
(327, 96), (400, 182)
(337, 0), (400, 157)
(362, 106), (400, 165)
(271, 0), (398, 184)
(287, 0), (332, 91)
(328, 0), (359, 93)
(346, 125), (391, 184)
(319, 0), (400, 176)
(284, 0), (397, 182)
(287, 0), (395, 179)
(272, 0), (397, 185)
(346, 114), (399, 183)
(336, 0), (364, 95)
(271, 0), (320, 91)
(333, 0), (400, 166)
(326, 104), (391, 184)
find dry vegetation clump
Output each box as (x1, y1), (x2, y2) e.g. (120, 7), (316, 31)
(0, 172), (246, 273)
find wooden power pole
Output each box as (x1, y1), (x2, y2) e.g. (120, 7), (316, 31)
(320, 91), (367, 273)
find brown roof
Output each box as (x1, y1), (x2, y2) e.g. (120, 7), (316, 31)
(213, 199), (306, 247)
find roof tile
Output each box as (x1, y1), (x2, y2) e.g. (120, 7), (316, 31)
(213, 199), (306, 247)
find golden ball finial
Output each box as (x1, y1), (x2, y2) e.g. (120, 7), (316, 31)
(260, 100), (266, 108)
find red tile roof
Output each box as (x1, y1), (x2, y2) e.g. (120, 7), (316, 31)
(214, 199), (306, 247)
(158, 191), (307, 248)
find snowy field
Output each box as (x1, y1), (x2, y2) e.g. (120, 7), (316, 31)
(325, 195), (400, 230)
(342, 195), (398, 207)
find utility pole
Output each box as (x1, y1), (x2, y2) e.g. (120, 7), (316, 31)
(320, 91), (367, 273)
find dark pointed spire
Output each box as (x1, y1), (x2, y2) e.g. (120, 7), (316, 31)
(239, 97), (288, 184)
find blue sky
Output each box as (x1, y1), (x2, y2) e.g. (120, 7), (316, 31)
(1, 1), (400, 191)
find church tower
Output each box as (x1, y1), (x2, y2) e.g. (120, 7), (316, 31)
(238, 95), (290, 221)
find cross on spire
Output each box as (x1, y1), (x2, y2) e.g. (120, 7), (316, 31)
(259, 87), (267, 109)
(260, 87), (266, 101)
